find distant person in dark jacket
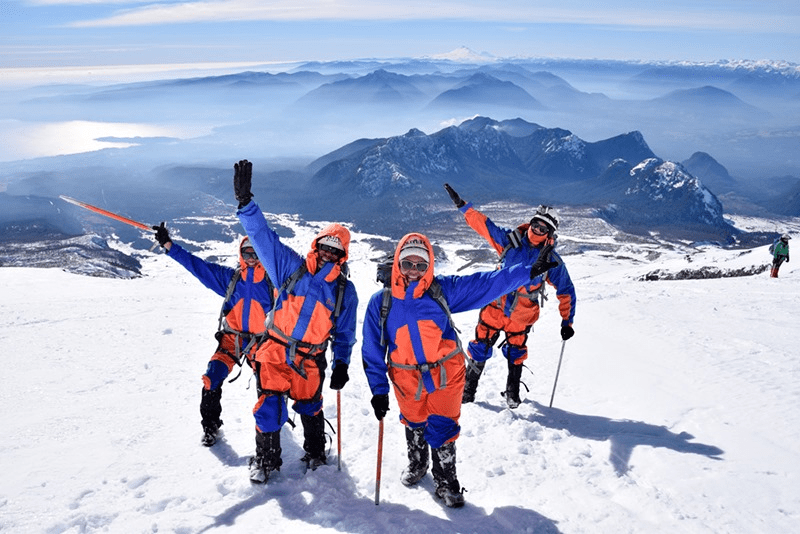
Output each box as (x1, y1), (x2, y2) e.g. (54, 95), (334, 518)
(771, 234), (790, 277)
(153, 224), (274, 446)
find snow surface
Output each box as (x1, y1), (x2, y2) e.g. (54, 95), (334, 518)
(1, 214), (799, 534)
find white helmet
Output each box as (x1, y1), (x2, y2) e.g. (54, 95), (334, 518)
(781, 234), (791, 241)
(531, 205), (560, 231)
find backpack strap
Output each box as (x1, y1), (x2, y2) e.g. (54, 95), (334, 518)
(327, 262), (350, 355)
(498, 228), (525, 264)
(217, 267), (242, 333)
(378, 287), (393, 347)
(215, 267), (252, 370)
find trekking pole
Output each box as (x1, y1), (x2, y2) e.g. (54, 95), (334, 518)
(59, 195), (160, 251)
(375, 419), (384, 505)
(59, 195), (152, 230)
(336, 390), (342, 471)
(548, 340), (567, 408)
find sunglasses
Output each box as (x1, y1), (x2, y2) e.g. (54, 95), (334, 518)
(531, 221), (550, 235)
(241, 249), (258, 260)
(318, 243), (344, 257)
(400, 260), (429, 272)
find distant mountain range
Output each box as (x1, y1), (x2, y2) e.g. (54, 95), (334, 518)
(3, 55), (800, 252)
(301, 117), (735, 240)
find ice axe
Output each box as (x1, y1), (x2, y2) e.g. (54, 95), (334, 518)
(548, 340), (567, 408)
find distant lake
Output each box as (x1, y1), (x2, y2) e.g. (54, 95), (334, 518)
(0, 119), (210, 162)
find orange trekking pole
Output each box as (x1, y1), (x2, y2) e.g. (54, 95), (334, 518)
(59, 195), (152, 231)
(337, 391), (342, 471)
(59, 195), (161, 251)
(375, 419), (384, 505)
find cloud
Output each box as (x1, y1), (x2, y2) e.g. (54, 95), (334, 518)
(62, 0), (800, 33)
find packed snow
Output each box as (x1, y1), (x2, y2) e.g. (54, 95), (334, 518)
(1, 213), (798, 534)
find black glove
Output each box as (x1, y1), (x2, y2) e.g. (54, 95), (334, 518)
(530, 243), (558, 278)
(370, 394), (390, 420)
(152, 222), (171, 247)
(329, 363), (349, 390)
(443, 183), (466, 208)
(233, 159), (253, 208)
(561, 325), (575, 340)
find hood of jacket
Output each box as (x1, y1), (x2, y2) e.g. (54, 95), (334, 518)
(238, 236), (267, 283)
(391, 232), (435, 300)
(305, 223), (351, 281)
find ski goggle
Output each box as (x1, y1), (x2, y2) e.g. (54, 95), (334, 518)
(241, 248), (258, 260)
(400, 260), (429, 272)
(318, 243), (345, 258)
(530, 221), (551, 235)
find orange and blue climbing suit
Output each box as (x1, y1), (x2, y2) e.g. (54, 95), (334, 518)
(238, 201), (358, 434)
(166, 238), (273, 391)
(361, 233), (545, 448)
(459, 203), (576, 365)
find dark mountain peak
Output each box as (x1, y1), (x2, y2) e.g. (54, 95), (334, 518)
(684, 151), (723, 167)
(364, 68), (404, 81)
(403, 128), (428, 138)
(528, 70), (573, 87)
(295, 67), (426, 106)
(429, 76), (543, 110)
(682, 151), (736, 193)
(585, 130), (655, 170)
(656, 85), (746, 106)
(456, 116), (502, 132)
(463, 72), (502, 85)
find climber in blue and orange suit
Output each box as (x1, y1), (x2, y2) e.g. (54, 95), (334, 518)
(152, 224), (274, 447)
(443, 183), (577, 409)
(232, 159), (358, 484)
(361, 232), (558, 508)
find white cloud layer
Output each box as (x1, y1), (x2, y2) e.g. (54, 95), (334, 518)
(56, 0), (800, 32)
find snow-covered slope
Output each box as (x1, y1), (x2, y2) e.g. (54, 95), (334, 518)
(1, 213), (798, 533)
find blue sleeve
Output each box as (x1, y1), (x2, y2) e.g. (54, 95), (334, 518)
(361, 291), (390, 395)
(236, 200), (304, 286)
(167, 243), (234, 297)
(546, 250), (577, 325)
(331, 281), (359, 368)
(436, 263), (537, 314)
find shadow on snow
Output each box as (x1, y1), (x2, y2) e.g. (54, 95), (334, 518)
(530, 401), (725, 476)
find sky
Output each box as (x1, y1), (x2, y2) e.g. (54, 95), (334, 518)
(2, 0), (800, 72)
(1, 210), (799, 533)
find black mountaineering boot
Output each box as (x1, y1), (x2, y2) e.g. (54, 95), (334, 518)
(462, 360), (485, 404)
(300, 411), (328, 471)
(400, 426), (430, 486)
(431, 442), (465, 508)
(200, 387), (223, 446)
(502, 360), (523, 409)
(249, 430), (282, 483)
